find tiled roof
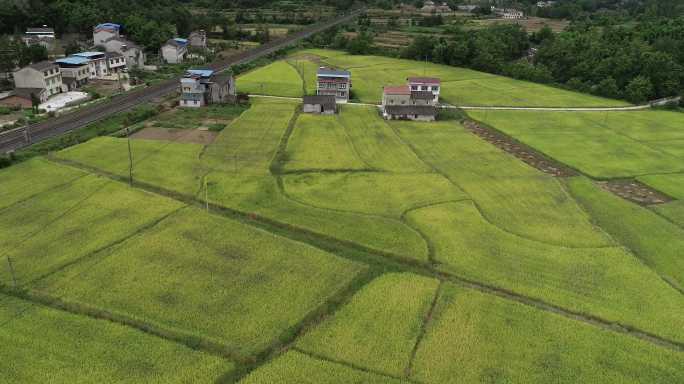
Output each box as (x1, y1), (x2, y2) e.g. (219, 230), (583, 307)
(213, 73), (234, 85)
(317, 68), (351, 78)
(304, 95), (336, 111)
(383, 85), (411, 95)
(28, 61), (57, 71)
(385, 105), (438, 116)
(407, 77), (441, 84)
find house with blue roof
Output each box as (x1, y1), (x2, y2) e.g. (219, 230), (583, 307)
(55, 56), (91, 90)
(316, 67), (351, 103)
(94, 23), (121, 46)
(161, 38), (189, 64)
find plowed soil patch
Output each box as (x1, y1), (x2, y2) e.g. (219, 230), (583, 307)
(131, 127), (218, 145)
(463, 120), (577, 177)
(598, 180), (674, 206)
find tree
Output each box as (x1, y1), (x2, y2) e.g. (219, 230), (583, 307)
(347, 33), (374, 55)
(625, 76), (654, 103)
(30, 92), (40, 113)
(596, 77), (620, 99)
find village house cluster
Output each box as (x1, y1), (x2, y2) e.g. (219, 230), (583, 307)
(302, 67), (441, 122)
(1, 23), (208, 110)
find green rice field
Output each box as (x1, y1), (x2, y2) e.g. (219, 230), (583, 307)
(467, 110), (684, 179)
(297, 49), (630, 107)
(1, 48), (683, 383)
(236, 61), (304, 97)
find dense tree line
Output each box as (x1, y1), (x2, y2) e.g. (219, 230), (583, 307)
(397, 14), (684, 103)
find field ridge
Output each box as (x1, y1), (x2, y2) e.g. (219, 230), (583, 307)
(405, 281), (443, 378)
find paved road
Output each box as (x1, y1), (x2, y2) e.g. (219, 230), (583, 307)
(0, 8), (365, 154)
(250, 94), (667, 112)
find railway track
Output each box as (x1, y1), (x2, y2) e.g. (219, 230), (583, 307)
(0, 8), (364, 154)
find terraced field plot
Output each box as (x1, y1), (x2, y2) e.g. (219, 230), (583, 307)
(413, 285), (684, 384)
(283, 113), (369, 171)
(0, 174), (183, 286)
(0, 294), (232, 383)
(297, 49), (629, 107)
(236, 60), (304, 97)
(468, 110), (684, 178)
(0, 158), (86, 210)
(35, 206), (366, 359)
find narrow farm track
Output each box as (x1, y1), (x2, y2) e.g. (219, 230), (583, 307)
(0, 9), (365, 154)
(291, 347), (427, 384)
(41, 157), (684, 353)
(405, 282), (443, 378)
(249, 94), (670, 111)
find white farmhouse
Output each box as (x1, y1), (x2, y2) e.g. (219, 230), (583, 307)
(161, 38), (189, 64)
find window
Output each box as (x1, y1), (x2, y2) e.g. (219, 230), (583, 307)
(411, 85), (418, 90)
(44, 71), (48, 76)
(420, 85), (427, 90)
(433, 86), (439, 91)
(401, 100), (405, 104)
(390, 99), (394, 104)
(194, 100), (198, 105)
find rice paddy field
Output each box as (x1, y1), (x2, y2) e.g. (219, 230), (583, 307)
(1, 48), (683, 383)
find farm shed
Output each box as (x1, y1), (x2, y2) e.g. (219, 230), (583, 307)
(384, 105), (437, 121)
(303, 95), (337, 114)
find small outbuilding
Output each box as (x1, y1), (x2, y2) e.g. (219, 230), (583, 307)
(303, 95), (337, 114)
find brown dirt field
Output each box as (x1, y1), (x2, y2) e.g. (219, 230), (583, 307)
(598, 180), (674, 206)
(131, 127), (218, 145)
(464, 119), (577, 177)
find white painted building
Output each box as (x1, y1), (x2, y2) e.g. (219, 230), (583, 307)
(13, 61), (63, 100)
(72, 52), (109, 79)
(161, 38), (189, 64)
(407, 77), (441, 103)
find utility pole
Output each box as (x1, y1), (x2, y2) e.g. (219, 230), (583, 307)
(205, 176), (209, 213)
(6, 256), (17, 288)
(126, 127), (133, 186)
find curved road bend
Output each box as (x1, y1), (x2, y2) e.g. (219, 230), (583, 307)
(0, 8), (365, 154)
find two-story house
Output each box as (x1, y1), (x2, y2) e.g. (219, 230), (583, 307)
(73, 52), (109, 79)
(55, 56), (91, 90)
(179, 69), (235, 108)
(23, 26), (56, 51)
(316, 68), (351, 103)
(407, 77), (440, 103)
(161, 38), (189, 64)
(13, 61), (63, 103)
(106, 52), (127, 74)
(381, 81), (438, 121)
(103, 37), (145, 68)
